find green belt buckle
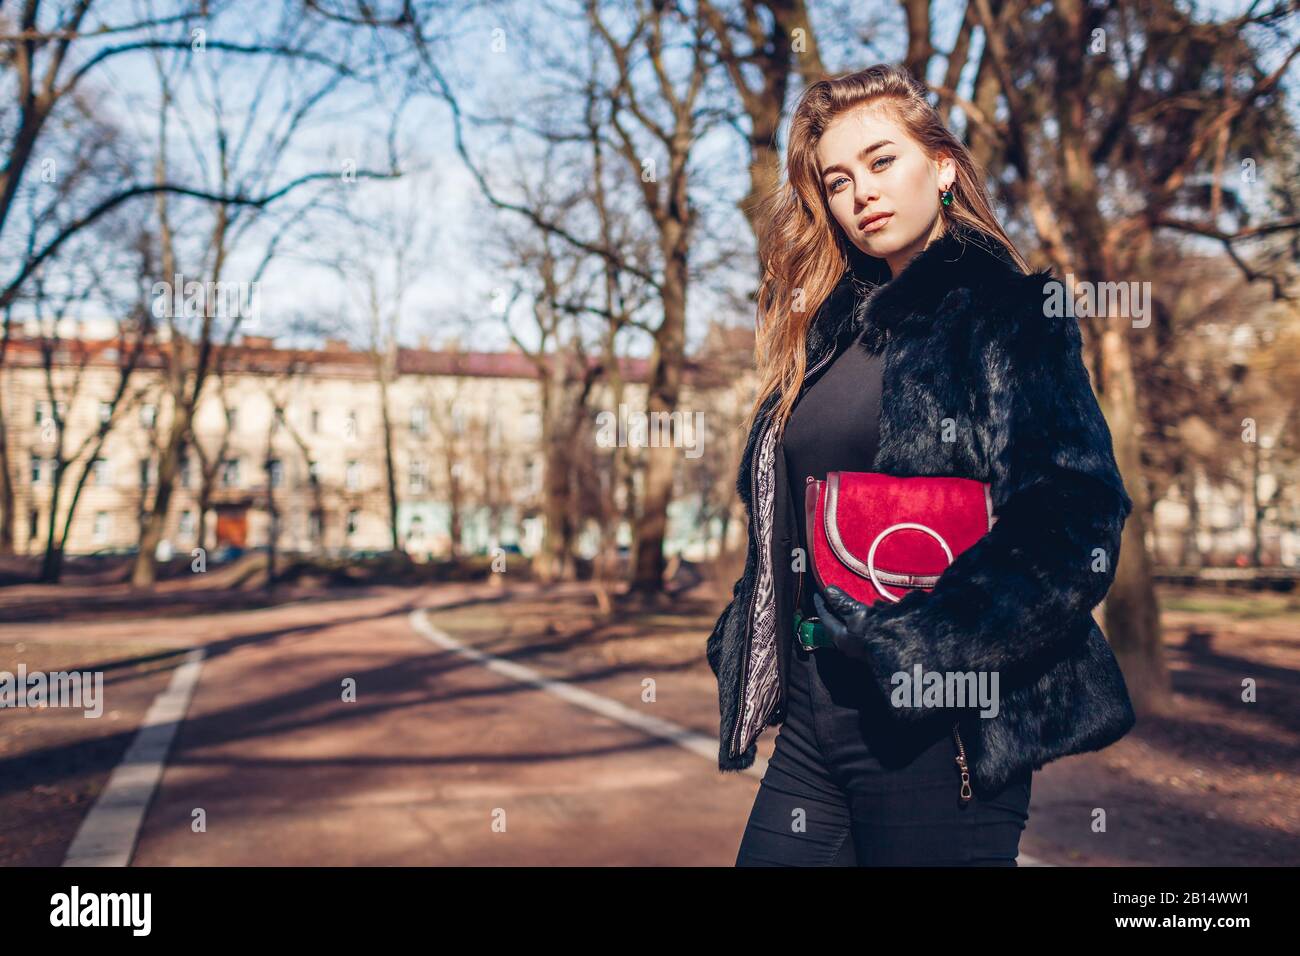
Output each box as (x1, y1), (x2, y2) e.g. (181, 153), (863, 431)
(794, 610), (833, 651)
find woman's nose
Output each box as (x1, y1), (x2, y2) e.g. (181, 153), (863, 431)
(854, 178), (879, 207)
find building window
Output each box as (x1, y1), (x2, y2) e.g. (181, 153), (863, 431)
(92, 457), (110, 485)
(306, 460), (320, 487)
(139, 404), (157, 429)
(267, 459), (283, 488)
(523, 457), (542, 496)
(28, 508), (38, 539)
(179, 510), (195, 537)
(410, 405), (429, 436)
(178, 451), (191, 489)
(308, 510), (322, 542)
(346, 508), (359, 536)
(220, 458), (241, 488)
(311, 409), (320, 434)
(408, 459), (427, 493)
(92, 511), (110, 544)
(520, 410), (541, 441)
(225, 406), (238, 431)
(34, 399), (65, 427)
(345, 410), (358, 440)
(345, 460), (360, 491)
(29, 452), (43, 484)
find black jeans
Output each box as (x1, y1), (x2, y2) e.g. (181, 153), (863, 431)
(735, 640), (1032, 866)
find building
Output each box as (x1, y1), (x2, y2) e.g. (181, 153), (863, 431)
(3, 328), (754, 564)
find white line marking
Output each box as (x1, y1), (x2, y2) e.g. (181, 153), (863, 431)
(410, 607), (768, 777)
(62, 648), (206, 867)
(412, 606), (1054, 866)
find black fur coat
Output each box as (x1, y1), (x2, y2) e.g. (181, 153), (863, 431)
(706, 223), (1137, 797)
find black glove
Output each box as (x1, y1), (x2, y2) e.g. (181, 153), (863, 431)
(813, 585), (919, 717)
(812, 586), (876, 662)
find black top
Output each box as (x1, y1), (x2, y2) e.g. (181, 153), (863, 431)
(781, 325), (884, 616)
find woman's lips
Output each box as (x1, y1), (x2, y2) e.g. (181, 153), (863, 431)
(861, 213), (893, 233)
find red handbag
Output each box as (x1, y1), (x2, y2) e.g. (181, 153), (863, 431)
(804, 471), (996, 606)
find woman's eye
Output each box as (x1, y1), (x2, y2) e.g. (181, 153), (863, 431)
(872, 155), (895, 171)
(827, 176), (849, 193)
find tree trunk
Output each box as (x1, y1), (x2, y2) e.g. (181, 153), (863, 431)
(1099, 316), (1171, 716)
(0, 398), (14, 555)
(378, 362), (400, 553)
(1179, 467), (1201, 567)
(131, 403), (190, 587)
(1249, 438), (1264, 567)
(629, 228), (688, 595)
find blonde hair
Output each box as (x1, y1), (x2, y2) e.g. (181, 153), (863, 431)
(746, 63), (1028, 437)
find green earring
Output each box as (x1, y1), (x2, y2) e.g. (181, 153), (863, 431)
(940, 188), (953, 206)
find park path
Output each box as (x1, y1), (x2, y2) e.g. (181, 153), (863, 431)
(72, 582), (762, 865)
(10, 575), (1297, 866)
(3, 579), (1078, 866)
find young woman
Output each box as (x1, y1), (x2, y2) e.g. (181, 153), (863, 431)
(704, 64), (1137, 866)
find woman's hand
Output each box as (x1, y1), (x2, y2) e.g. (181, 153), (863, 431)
(812, 586), (877, 662)
(814, 585), (916, 715)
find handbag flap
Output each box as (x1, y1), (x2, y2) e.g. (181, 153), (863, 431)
(817, 471), (994, 584)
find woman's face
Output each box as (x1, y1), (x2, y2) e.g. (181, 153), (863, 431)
(815, 106), (954, 278)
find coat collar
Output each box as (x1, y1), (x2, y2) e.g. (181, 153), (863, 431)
(832, 223), (1028, 353)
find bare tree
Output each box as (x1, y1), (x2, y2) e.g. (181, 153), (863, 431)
(699, 0), (828, 237)
(583, 0), (721, 597)
(14, 218), (155, 580)
(128, 14), (397, 586)
(0, 1), (396, 317)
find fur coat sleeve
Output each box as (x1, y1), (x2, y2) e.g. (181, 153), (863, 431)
(849, 282), (1134, 716)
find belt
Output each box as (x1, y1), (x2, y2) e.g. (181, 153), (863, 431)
(794, 609), (835, 651)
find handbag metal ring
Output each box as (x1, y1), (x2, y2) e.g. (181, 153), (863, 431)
(866, 522), (954, 602)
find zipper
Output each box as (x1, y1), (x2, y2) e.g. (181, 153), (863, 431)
(794, 473), (816, 613)
(728, 342), (839, 758)
(788, 347), (836, 622)
(952, 722), (972, 803)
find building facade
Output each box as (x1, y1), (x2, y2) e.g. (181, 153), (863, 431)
(4, 330), (752, 564)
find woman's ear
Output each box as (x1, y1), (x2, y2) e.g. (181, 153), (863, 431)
(935, 153), (955, 190)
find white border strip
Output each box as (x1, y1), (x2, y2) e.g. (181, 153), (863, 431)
(62, 648), (206, 867)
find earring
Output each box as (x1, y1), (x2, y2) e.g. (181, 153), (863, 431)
(939, 187), (953, 207)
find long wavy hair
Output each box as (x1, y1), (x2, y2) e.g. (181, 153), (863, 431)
(745, 63), (1029, 438)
